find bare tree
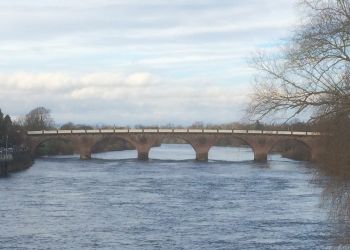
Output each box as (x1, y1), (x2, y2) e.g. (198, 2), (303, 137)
(249, 0), (350, 122)
(24, 107), (54, 130)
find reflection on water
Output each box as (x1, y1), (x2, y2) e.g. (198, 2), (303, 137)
(0, 144), (346, 249)
(92, 148), (137, 160)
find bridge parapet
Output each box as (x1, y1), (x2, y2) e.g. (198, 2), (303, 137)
(27, 129), (321, 136)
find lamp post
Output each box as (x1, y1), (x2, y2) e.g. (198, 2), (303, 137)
(5, 135), (8, 159)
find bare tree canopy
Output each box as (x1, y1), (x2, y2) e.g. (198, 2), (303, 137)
(24, 107), (54, 130)
(249, 0), (350, 121)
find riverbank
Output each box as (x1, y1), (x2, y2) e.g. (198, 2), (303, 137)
(0, 152), (33, 176)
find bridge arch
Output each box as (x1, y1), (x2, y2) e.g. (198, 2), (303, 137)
(31, 137), (76, 157)
(149, 135), (197, 160)
(209, 136), (255, 161)
(89, 135), (138, 159)
(268, 138), (312, 161)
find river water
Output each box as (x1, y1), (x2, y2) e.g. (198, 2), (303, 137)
(0, 144), (337, 249)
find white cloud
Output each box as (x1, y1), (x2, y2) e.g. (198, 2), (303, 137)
(0, 71), (251, 125)
(0, 0), (298, 124)
(0, 72), (159, 92)
(0, 72), (73, 91)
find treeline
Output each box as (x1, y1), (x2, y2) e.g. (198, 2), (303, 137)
(0, 109), (23, 147)
(11, 106), (314, 132)
(52, 120), (313, 131)
(0, 106), (59, 149)
(131, 120), (313, 131)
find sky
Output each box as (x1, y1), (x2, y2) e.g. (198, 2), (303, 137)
(0, 0), (298, 126)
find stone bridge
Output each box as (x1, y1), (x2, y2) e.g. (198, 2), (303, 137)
(26, 128), (322, 162)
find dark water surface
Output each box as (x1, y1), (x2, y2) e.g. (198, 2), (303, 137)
(0, 145), (335, 249)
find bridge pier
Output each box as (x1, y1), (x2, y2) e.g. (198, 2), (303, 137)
(80, 153), (91, 160)
(79, 148), (92, 160)
(0, 162), (8, 177)
(254, 152), (268, 162)
(253, 145), (269, 162)
(138, 151), (149, 161)
(196, 152), (208, 162)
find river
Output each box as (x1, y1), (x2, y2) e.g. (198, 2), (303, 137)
(0, 144), (337, 249)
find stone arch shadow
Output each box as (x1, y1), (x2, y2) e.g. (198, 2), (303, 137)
(31, 137), (76, 157)
(268, 138), (312, 161)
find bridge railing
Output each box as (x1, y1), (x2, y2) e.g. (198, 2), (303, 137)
(27, 129), (321, 136)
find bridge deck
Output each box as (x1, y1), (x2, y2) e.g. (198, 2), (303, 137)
(27, 129), (320, 136)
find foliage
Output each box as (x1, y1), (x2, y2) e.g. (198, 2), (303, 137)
(0, 111), (12, 138)
(0, 109), (23, 146)
(36, 140), (74, 156)
(60, 122), (93, 130)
